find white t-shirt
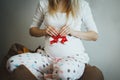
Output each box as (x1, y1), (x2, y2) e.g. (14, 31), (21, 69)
(30, 0), (98, 63)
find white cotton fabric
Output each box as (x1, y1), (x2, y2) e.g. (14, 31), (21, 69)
(7, 52), (85, 80)
(30, 0), (98, 64)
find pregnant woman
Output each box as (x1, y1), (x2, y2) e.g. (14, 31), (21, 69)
(7, 0), (98, 80)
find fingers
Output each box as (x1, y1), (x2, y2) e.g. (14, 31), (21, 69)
(46, 26), (59, 36)
(45, 25), (71, 36)
(59, 25), (71, 36)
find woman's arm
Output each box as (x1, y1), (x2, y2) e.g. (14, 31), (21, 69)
(59, 25), (98, 41)
(70, 30), (98, 41)
(29, 26), (59, 37)
(29, 27), (47, 37)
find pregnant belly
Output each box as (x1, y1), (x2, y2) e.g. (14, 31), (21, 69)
(44, 36), (85, 58)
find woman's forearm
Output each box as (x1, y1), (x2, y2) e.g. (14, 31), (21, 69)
(70, 30), (98, 41)
(29, 27), (47, 37)
(29, 27), (98, 41)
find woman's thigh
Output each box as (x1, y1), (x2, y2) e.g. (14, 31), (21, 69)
(52, 57), (85, 80)
(6, 52), (52, 79)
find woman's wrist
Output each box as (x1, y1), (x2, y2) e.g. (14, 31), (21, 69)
(42, 29), (48, 36)
(69, 29), (75, 36)
(69, 29), (82, 39)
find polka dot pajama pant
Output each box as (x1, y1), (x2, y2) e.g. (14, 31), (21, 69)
(7, 52), (85, 80)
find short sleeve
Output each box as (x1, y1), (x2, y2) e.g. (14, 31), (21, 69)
(30, 0), (47, 28)
(81, 0), (98, 33)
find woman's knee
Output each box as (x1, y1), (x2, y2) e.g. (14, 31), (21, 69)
(6, 53), (28, 72)
(6, 56), (19, 72)
(52, 59), (85, 80)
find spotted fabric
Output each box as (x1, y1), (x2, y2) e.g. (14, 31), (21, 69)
(7, 51), (85, 80)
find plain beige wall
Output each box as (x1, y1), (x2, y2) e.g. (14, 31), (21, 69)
(0, 0), (120, 80)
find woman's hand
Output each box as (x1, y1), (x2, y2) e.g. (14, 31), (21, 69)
(59, 25), (73, 36)
(46, 25), (59, 36)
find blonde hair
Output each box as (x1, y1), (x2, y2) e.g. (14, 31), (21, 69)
(48, 0), (80, 18)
